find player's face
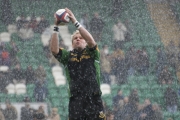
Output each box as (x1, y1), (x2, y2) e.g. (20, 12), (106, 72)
(72, 33), (87, 50)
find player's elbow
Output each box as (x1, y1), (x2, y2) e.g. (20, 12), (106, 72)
(51, 50), (59, 55)
(50, 47), (59, 55)
(87, 40), (96, 48)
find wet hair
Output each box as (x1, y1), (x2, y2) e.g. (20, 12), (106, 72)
(71, 30), (80, 43)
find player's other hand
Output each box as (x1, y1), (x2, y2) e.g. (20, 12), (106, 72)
(53, 13), (61, 26)
(65, 8), (77, 24)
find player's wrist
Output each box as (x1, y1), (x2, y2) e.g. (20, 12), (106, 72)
(53, 26), (59, 33)
(72, 18), (77, 24)
(74, 21), (82, 29)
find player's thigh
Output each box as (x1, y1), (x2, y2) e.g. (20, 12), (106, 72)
(69, 117), (86, 120)
(92, 94), (104, 112)
(85, 95), (106, 120)
(86, 112), (106, 120)
(69, 96), (84, 119)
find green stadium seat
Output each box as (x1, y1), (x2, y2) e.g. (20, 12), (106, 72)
(59, 98), (69, 108)
(27, 90), (34, 97)
(0, 22), (7, 33)
(16, 94), (25, 102)
(101, 94), (112, 100)
(150, 84), (159, 90)
(7, 94), (16, 103)
(170, 83), (179, 91)
(124, 42), (134, 51)
(157, 98), (164, 106)
(111, 84), (120, 91)
(163, 111), (173, 120)
(138, 88), (150, 95)
(176, 116), (180, 120)
(147, 75), (157, 82)
(30, 98), (36, 102)
(153, 89), (164, 98)
(51, 98), (61, 107)
(127, 76), (138, 82)
(57, 85), (69, 98)
(47, 82), (56, 90)
(136, 76), (148, 83)
(48, 90), (59, 99)
(59, 115), (67, 120)
(59, 92), (69, 98)
(27, 84), (35, 90)
(0, 93), (7, 103)
(128, 80), (137, 87)
(173, 112), (180, 119)
(58, 85), (68, 92)
(111, 84), (120, 96)
(133, 42), (143, 48)
(123, 90), (130, 97)
(58, 106), (64, 114)
(142, 87), (151, 92)
(130, 84), (138, 89)
(101, 94), (113, 107)
(120, 84), (129, 91)
(105, 99), (113, 109)
(159, 85), (169, 92)
(139, 97), (145, 104)
(140, 91), (153, 100)
(138, 83), (149, 90)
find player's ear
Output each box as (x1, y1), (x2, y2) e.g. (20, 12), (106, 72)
(72, 41), (75, 48)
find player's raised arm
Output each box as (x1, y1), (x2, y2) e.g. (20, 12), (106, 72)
(65, 8), (96, 48)
(50, 17), (59, 55)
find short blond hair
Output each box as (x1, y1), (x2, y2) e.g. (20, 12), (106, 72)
(71, 30), (80, 43)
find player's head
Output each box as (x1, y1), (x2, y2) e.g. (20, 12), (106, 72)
(117, 89), (122, 95)
(144, 99), (151, 106)
(132, 88), (138, 95)
(5, 100), (11, 108)
(71, 30), (87, 50)
(52, 108), (58, 115)
(123, 97), (129, 103)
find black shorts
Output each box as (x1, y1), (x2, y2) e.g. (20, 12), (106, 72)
(69, 94), (106, 120)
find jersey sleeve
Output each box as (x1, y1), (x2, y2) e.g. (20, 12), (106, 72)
(87, 45), (100, 61)
(53, 48), (69, 65)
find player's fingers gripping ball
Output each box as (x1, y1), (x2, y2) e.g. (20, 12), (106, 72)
(55, 9), (70, 25)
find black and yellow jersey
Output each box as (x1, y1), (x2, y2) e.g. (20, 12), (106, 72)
(54, 45), (102, 97)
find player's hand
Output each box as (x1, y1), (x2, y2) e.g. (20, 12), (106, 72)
(65, 8), (77, 24)
(54, 14), (61, 26)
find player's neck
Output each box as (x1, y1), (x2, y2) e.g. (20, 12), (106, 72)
(75, 47), (85, 52)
